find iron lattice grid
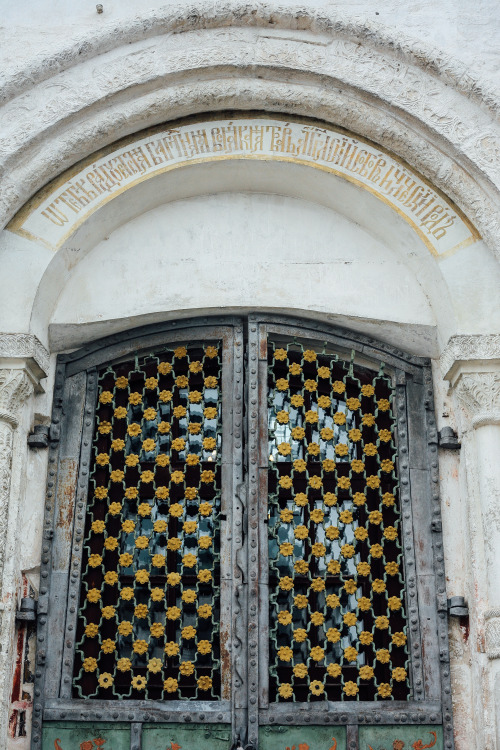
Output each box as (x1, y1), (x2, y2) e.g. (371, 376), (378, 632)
(73, 343), (222, 700)
(266, 341), (409, 703)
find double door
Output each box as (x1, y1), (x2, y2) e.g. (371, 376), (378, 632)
(35, 316), (448, 750)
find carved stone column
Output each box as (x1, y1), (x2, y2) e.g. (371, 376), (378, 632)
(453, 371), (500, 627)
(0, 370), (34, 593)
(0, 335), (49, 743)
(442, 337), (500, 750)
(443, 336), (500, 661)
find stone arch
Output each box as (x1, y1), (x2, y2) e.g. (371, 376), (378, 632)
(0, 4), (499, 360)
(0, 2), (499, 255)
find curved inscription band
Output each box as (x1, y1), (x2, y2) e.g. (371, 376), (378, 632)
(8, 115), (478, 257)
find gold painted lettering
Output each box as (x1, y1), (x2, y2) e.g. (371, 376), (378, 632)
(309, 132), (329, 161)
(211, 127), (225, 152)
(220, 124), (241, 153)
(367, 157), (387, 183)
(155, 136), (176, 161)
(403, 186), (426, 212)
(242, 125), (265, 152)
(339, 143), (359, 170)
(56, 193), (81, 214)
(267, 125), (289, 153)
(85, 170), (108, 196)
(414, 192), (435, 217)
(160, 132), (186, 159)
(353, 150), (375, 178)
(432, 215), (456, 239)
(378, 166), (395, 191)
(66, 181), (92, 207)
(143, 139), (166, 166)
(41, 205), (69, 226)
(191, 128), (210, 155)
(322, 137), (344, 165)
(129, 146), (151, 172)
(93, 165), (118, 191)
(392, 175), (418, 202)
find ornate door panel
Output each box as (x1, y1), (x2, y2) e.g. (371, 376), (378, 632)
(247, 316), (451, 750)
(35, 318), (244, 750)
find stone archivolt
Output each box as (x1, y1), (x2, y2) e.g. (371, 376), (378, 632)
(0, 2), (500, 266)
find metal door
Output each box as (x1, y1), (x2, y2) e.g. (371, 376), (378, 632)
(246, 316), (451, 750)
(34, 318), (245, 750)
(34, 315), (453, 750)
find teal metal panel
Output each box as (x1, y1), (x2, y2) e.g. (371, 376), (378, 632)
(142, 723), (231, 750)
(359, 725), (443, 750)
(260, 725), (346, 750)
(42, 722), (130, 750)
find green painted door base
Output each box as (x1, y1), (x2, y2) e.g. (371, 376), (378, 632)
(359, 725), (443, 750)
(142, 723), (231, 750)
(42, 722), (130, 750)
(260, 725), (346, 750)
(41, 721), (443, 750)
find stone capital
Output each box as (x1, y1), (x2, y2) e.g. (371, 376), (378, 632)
(0, 333), (49, 381)
(0, 368), (35, 428)
(451, 369), (500, 430)
(441, 334), (500, 379)
(441, 335), (500, 430)
(0, 334), (49, 426)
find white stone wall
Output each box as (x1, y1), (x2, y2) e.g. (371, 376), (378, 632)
(1, 2), (500, 749)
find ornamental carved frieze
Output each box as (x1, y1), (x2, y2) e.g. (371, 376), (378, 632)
(453, 371), (500, 430)
(440, 334), (500, 378)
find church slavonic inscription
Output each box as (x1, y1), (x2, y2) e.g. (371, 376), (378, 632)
(9, 117), (478, 257)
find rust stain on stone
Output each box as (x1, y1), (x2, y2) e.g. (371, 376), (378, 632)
(460, 615), (470, 643)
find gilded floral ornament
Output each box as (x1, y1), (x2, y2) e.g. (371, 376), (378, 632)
(116, 658), (131, 672)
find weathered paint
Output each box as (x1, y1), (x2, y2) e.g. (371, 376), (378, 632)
(358, 725), (443, 750)
(141, 722), (231, 750)
(260, 724), (346, 750)
(41, 722), (130, 750)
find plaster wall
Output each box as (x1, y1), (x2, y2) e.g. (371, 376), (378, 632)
(49, 192), (435, 346)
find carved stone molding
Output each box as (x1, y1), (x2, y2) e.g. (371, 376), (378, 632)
(1, 8), (500, 267)
(2, 3), (499, 114)
(0, 421), (14, 581)
(0, 333), (49, 377)
(453, 371), (500, 430)
(441, 334), (500, 380)
(0, 369), (35, 610)
(485, 609), (500, 660)
(0, 369), (34, 428)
